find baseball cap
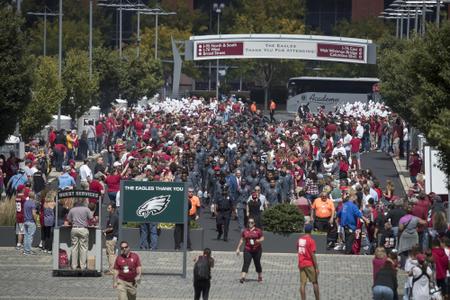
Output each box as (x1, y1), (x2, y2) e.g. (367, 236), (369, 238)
(416, 253), (426, 264)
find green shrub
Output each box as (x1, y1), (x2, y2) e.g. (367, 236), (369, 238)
(262, 203), (305, 235)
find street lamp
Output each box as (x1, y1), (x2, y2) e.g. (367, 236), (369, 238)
(213, 2), (225, 101)
(120, 7), (176, 59)
(27, 8), (59, 56)
(97, 1), (146, 58)
(57, 0), (63, 131)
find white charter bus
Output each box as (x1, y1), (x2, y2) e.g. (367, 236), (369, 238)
(286, 76), (380, 114)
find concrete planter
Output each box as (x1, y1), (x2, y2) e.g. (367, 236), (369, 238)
(262, 232), (327, 253)
(0, 226), (41, 247)
(120, 227), (205, 251)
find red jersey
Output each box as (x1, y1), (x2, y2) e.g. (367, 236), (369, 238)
(114, 252), (141, 282)
(350, 138), (361, 153)
(96, 123), (104, 137)
(297, 234), (316, 268)
(105, 175), (121, 193)
(15, 196), (25, 223)
(89, 180), (103, 204)
(242, 228), (263, 252)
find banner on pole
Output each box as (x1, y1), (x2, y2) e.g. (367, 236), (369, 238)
(121, 181), (186, 223)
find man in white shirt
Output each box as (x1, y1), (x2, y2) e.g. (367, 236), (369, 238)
(343, 129), (353, 158)
(331, 140), (346, 158)
(79, 159), (92, 190)
(356, 121), (364, 139)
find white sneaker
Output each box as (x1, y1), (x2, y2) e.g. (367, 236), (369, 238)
(15, 244), (22, 250)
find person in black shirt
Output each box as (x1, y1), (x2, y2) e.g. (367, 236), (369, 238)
(215, 188), (233, 241)
(103, 203), (119, 275)
(385, 200), (406, 247)
(372, 260), (398, 300)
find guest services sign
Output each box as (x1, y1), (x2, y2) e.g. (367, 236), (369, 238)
(191, 34), (372, 64)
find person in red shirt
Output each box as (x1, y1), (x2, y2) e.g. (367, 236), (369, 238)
(297, 223), (320, 300)
(113, 240), (142, 300)
(95, 120), (104, 153)
(431, 238), (449, 296)
(235, 217), (264, 283)
(349, 133), (361, 170)
(15, 185), (27, 250)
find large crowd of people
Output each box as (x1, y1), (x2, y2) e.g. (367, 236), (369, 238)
(1, 95), (448, 300)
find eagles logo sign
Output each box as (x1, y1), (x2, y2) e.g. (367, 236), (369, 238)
(136, 195), (171, 218)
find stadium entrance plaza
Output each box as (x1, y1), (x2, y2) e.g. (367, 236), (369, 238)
(0, 248), (407, 299)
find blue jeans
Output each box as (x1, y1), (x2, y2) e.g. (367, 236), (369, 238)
(87, 138), (95, 155)
(24, 221), (36, 253)
(139, 223), (158, 250)
(380, 135), (388, 153)
(373, 285), (394, 300)
(108, 192), (117, 204)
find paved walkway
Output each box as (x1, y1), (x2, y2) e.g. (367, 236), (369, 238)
(0, 247), (406, 299)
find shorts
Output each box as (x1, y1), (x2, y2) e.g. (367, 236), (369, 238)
(351, 152), (360, 160)
(300, 266), (318, 285)
(16, 223), (25, 234)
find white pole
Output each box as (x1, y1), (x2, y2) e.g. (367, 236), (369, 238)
(89, 0), (93, 79)
(137, 10), (140, 58)
(154, 14), (158, 59)
(43, 11), (47, 56)
(57, 0), (63, 131)
(216, 11), (220, 100)
(119, 1), (123, 58)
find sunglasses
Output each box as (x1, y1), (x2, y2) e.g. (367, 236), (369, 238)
(248, 221), (255, 224)
(120, 245), (129, 250)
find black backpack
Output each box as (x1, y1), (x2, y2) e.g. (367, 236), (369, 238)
(33, 171), (46, 194)
(194, 256), (210, 280)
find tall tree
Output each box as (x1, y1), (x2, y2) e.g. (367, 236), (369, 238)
(62, 49), (99, 119)
(20, 56), (66, 139)
(379, 23), (450, 186)
(120, 49), (163, 103)
(93, 47), (127, 110)
(0, 6), (32, 143)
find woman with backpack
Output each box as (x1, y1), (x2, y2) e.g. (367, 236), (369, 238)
(193, 248), (214, 300)
(409, 253), (433, 300)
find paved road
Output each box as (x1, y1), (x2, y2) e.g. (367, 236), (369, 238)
(0, 247), (406, 299)
(361, 151), (405, 197)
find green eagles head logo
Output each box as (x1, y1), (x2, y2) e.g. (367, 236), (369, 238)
(136, 195), (171, 218)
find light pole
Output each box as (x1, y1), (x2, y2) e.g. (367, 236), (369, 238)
(97, 2), (146, 59)
(89, 0), (93, 79)
(118, 7), (176, 59)
(27, 8), (58, 56)
(57, 0), (63, 131)
(213, 2), (224, 100)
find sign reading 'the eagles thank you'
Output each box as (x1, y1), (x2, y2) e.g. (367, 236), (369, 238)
(121, 181), (186, 223)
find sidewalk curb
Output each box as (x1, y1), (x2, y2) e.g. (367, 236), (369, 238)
(392, 157), (410, 195)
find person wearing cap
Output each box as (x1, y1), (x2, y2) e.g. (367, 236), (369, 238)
(57, 166), (76, 190)
(409, 253), (432, 300)
(297, 223), (320, 300)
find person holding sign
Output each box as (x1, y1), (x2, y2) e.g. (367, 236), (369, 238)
(113, 240), (142, 300)
(235, 217), (264, 283)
